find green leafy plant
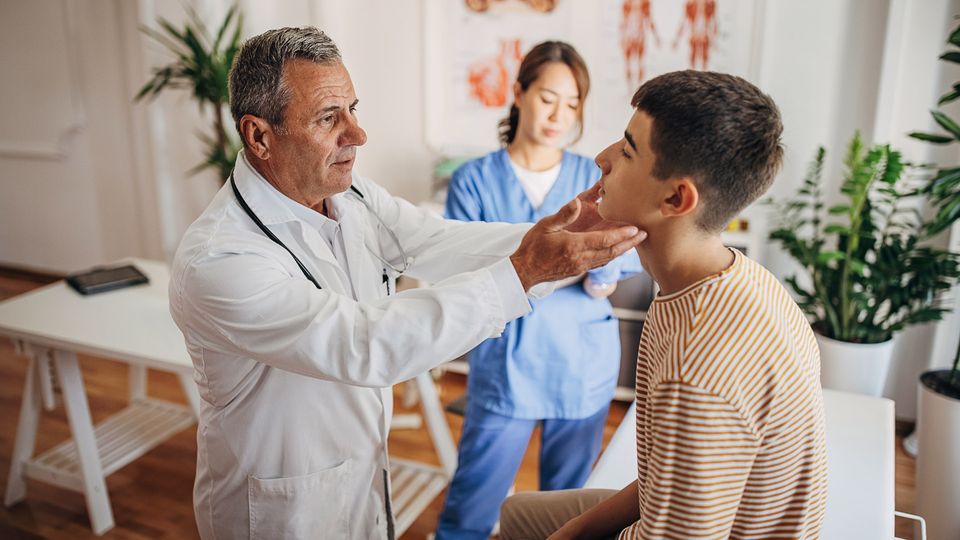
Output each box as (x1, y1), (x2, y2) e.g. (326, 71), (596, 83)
(909, 20), (960, 393)
(135, 5), (242, 181)
(768, 132), (960, 345)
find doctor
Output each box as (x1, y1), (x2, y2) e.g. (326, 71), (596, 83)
(169, 26), (645, 540)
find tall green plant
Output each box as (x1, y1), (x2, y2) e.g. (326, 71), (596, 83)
(909, 20), (960, 388)
(135, 5), (242, 181)
(769, 132), (960, 345)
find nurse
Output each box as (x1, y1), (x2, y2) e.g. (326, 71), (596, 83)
(436, 41), (643, 540)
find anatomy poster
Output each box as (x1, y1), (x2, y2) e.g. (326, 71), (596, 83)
(424, 0), (763, 155)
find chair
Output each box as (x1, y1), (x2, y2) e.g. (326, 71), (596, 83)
(584, 389), (926, 539)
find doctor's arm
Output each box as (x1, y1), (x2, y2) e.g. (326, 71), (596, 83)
(443, 169), (584, 290)
(175, 251), (532, 388)
(360, 176), (644, 288)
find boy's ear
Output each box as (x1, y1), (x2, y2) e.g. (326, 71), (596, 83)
(661, 177), (700, 218)
(239, 114), (274, 160)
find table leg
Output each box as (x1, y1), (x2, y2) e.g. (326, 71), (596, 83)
(414, 372), (458, 478)
(177, 372), (201, 419)
(129, 364), (147, 402)
(54, 350), (115, 535)
(4, 355), (42, 507)
(37, 350), (57, 411)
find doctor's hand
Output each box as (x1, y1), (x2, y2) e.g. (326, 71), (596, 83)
(510, 198), (647, 291)
(564, 182), (622, 234)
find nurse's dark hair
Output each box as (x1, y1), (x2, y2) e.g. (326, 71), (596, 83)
(498, 41), (590, 146)
(631, 70), (784, 232)
(229, 27), (341, 143)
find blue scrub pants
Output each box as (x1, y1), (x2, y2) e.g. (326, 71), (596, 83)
(435, 401), (609, 540)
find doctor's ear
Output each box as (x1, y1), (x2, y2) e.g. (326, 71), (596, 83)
(239, 115), (275, 160)
(661, 178), (700, 218)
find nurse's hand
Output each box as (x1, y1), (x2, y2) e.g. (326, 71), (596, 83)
(510, 198), (647, 291)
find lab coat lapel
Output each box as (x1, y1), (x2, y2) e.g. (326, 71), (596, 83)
(332, 194), (379, 303)
(233, 152), (352, 294)
(285, 221), (353, 294)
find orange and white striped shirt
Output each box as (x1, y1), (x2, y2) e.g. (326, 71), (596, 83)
(620, 249), (827, 539)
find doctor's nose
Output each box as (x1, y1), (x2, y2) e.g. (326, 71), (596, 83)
(341, 119), (367, 147)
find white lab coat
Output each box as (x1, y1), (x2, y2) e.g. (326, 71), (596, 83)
(169, 152), (536, 540)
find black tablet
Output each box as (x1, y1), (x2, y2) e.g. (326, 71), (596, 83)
(66, 264), (149, 295)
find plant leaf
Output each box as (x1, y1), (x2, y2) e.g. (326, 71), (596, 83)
(940, 51), (960, 64)
(909, 131), (954, 144)
(933, 110), (960, 139)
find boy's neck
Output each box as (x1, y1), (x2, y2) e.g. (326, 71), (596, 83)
(636, 226), (735, 296)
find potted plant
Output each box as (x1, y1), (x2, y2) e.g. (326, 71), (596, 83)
(908, 19), (960, 540)
(135, 5), (243, 182)
(768, 132), (960, 397)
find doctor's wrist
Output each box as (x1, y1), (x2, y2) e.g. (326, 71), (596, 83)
(509, 253), (535, 291)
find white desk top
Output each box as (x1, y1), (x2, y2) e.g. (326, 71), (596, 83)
(0, 258), (192, 372)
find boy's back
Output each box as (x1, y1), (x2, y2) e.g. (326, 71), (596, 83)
(624, 249), (827, 538)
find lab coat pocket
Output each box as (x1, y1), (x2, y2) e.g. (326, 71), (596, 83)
(248, 460), (351, 540)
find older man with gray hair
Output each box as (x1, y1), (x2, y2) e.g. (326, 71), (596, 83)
(169, 26), (645, 540)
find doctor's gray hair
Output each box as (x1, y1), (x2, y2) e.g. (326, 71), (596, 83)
(229, 26), (341, 140)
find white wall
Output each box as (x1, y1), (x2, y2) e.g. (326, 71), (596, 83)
(1, 0), (957, 418)
(0, 0), (163, 271)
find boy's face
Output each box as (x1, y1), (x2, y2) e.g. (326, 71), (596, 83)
(595, 110), (668, 229)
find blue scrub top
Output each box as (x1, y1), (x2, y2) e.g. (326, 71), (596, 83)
(445, 149), (643, 419)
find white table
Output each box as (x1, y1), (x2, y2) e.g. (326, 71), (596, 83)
(1, 258), (458, 537)
(0, 259), (198, 535)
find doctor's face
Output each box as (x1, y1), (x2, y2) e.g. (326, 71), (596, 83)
(270, 59), (367, 202)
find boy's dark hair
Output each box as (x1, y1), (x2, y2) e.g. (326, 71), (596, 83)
(631, 70), (783, 232)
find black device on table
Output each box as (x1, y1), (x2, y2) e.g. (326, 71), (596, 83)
(66, 264), (149, 295)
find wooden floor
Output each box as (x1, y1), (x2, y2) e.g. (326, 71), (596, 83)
(0, 272), (918, 539)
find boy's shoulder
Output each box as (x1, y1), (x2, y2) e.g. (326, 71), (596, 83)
(675, 252), (816, 394)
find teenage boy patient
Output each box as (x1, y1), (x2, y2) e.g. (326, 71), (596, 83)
(499, 70), (827, 540)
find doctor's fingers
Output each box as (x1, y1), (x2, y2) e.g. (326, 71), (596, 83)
(576, 225), (644, 250)
(576, 230), (647, 267)
(576, 182), (602, 203)
(540, 198), (582, 233)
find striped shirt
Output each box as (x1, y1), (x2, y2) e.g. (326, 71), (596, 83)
(620, 249), (827, 539)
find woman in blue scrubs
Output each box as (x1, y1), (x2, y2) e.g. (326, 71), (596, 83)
(435, 41), (642, 540)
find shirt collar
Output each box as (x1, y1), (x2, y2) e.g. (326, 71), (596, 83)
(232, 149), (350, 228)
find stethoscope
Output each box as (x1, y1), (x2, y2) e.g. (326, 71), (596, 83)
(230, 173), (410, 293)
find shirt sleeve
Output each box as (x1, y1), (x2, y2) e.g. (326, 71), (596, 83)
(622, 381), (760, 539)
(172, 250), (531, 392)
(353, 174), (530, 286)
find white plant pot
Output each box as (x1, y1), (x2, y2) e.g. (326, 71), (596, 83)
(816, 333), (893, 397)
(916, 370), (960, 540)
